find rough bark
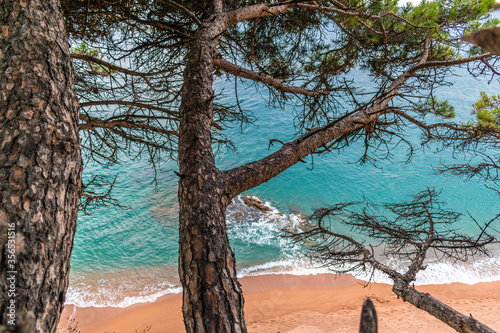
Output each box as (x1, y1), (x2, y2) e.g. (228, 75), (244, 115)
(178, 20), (246, 333)
(359, 299), (378, 333)
(392, 280), (496, 333)
(173, 5), (495, 333)
(222, 2), (299, 28)
(0, 0), (82, 332)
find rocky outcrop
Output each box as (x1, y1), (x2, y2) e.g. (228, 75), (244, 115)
(241, 197), (272, 212)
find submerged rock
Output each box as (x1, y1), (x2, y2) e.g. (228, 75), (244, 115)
(289, 205), (302, 214)
(227, 196), (270, 222)
(151, 203), (179, 225)
(296, 219), (315, 233)
(241, 196), (272, 213)
(227, 209), (248, 222)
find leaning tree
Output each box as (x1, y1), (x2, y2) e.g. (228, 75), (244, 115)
(289, 188), (499, 333)
(58, 0), (500, 332)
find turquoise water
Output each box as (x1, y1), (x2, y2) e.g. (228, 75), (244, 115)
(67, 67), (500, 307)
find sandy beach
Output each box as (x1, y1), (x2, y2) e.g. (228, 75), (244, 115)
(56, 274), (500, 333)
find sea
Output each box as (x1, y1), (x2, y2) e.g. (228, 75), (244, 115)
(66, 65), (500, 308)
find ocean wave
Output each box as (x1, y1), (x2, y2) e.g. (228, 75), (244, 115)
(66, 284), (182, 308)
(238, 251), (500, 286)
(65, 265), (182, 308)
(66, 195), (500, 308)
(66, 253), (500, 308)
(227, 196), (309, 247)
(356, 253), (500, 285)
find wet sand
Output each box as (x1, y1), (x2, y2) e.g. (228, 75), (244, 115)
(57, 274), (500, 333)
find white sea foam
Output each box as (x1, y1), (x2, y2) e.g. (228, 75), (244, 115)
(66, 195), (500, 308)
(66, 252), (500, 308)
(238, 251), (500, 286)
(65, 283), (182, 308)
(238, 258), (332, 277)
(66, 251), (500, 308)
(65, 265), (182, 308)
(229, 196), (500, 286)
(356, 253), (500, 285)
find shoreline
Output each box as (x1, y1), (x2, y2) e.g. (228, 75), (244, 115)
(57, 273), (500, 333)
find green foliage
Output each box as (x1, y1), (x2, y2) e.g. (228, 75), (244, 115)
(62, 0), (500, 165)
(71, 42), (116, 76)
(71, 42), (100, 58)
(344, 0), (497, 81)
(416, 97), (456, 119)
(477, 108), (499, 123)
(64, 0), (499, 95)
(406, 1), (441, 26)
(472, 92), (500, 128)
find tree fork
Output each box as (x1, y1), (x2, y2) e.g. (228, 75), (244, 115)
(178, 21), (247, 333)
(0, 0), (82, 332)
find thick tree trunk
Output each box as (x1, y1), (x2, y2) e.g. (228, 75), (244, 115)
(0, 1), (82, 332)
(178, 23), (247, 333)
(393, 280), (496, 333)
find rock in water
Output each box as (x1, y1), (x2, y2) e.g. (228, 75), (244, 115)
(289, 204), (301, 214)
(241, 196), (272, 212)
(461, 27), (500, 54)
(226, 205), (249, 222)
(151, 203), (179, 225)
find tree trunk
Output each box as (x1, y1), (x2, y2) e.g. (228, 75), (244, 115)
(178, 23), (247, 333)
(393, 280), (496, 333)
(359, 299), (378, 333)
(0, 1), (82, 332)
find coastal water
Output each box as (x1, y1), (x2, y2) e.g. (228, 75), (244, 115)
(67, 66), (500, 308)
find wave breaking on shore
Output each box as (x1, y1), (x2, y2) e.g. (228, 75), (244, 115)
(66, 195), (500, 308)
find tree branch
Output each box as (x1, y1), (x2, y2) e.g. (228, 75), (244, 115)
(71, 52), (171, 77)
(162, 0), (202, 26)
(220, 40), (493, 199)
(289, 189), (498, 332)
(79, 114), (179, 136)
(393, 280), (496, 333)
(221, 45), (429, 198)
(384, 108), (466, 136)
(223, 1), (307, 28)
(79, 100), (179, 116)
(214, 53), (329, 97)
(79, 102), (223, 130)
(221, 104), (379, 199)
(213, 0), (223, 13)
(413, 53), (492, 71)
(119, 9), (193, 37)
